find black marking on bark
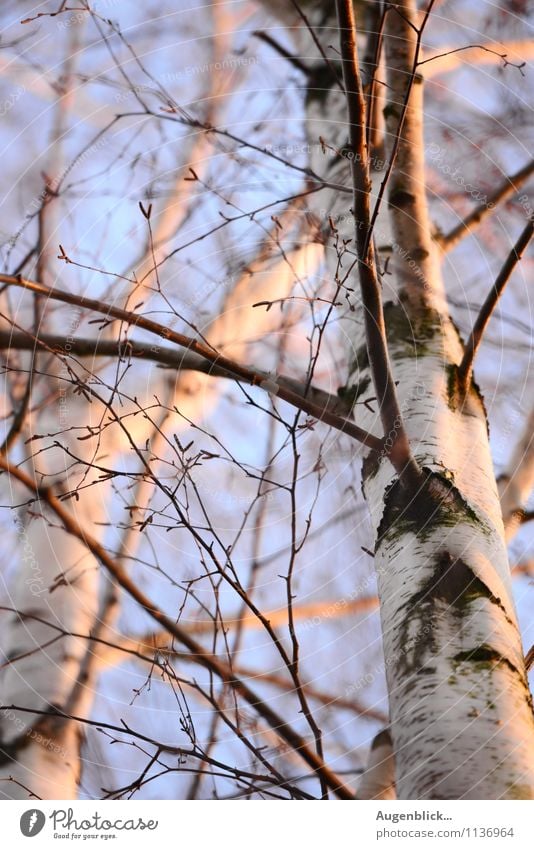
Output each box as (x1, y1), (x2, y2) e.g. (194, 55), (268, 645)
(411, 247), (430, 261)
(453, 645), (517, 672)
(383, 103), (401, 121)
(371, 728), (392, 750)
(350, 342), (370, 376)
(453, 645), (532, 702)
(446, 364), (489, 435)
(389, 190), (416, 209)
(337, 375), (371, 409)
(434, 553), (514, 627)
(306, 62), (340, 105)
(362, 447), (383, 486)
(0, 740), (23, 766)
(376, 467), (487, 547)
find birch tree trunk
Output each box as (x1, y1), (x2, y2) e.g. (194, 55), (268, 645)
(261, 0), (534, 799)
(0, 20), (102, 800)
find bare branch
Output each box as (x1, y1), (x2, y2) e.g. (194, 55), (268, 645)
(252, 30), (310, 75)
(1, 703), (310, 798)
(0, 274), (383, 451)
(183, 594), (378, 635)
(437, 160), (534, 253)
(0, 454), (356, 800)
(421, 40), (534, 79)
(0, 607), (386, 724)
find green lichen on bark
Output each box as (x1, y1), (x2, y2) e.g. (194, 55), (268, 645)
(347, 301), (441, 428)
(349, 301), (443, 376)
(383, 300), (443, 361)
(452, 644), (532, 702)
(393, 554), (513, 675)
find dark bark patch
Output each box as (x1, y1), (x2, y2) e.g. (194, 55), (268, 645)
(371, 728), (392, 750)
(376, 467), (486, 546)
(392, 550), (527, 689)
(452, 645), (531, 706)
(453, 645), (515, 670)
(446, 364), (489, 435)
(411, 247), (430, 261)
(383, 103), (401, 121)
(389, 190), (416, 209)
(337, 374), (371, 411)
(362, 447), (383, 484)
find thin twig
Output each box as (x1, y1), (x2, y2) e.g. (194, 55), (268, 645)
(252, 30), (310, 75)
(289, 0), (346, 92)
(362, 2), (387, 158)
(0, 454), (356, 800)
(0, 703), (310, 798)
(457, 218), (534, 391)
(418, 42), (528, 76)
(0, 605), (385, 723)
